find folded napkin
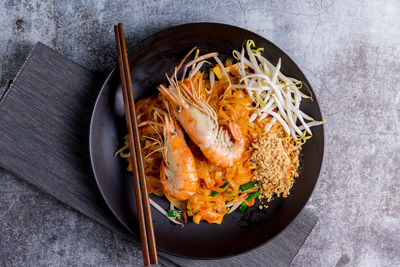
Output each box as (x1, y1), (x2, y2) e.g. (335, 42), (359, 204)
(0, 42), (317, 266)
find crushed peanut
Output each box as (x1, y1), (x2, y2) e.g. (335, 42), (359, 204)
(250, 126), (300, 202)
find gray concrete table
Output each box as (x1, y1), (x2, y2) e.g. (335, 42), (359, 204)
(1, 1), (399, 266)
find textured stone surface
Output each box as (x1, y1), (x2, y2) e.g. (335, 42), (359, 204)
(1, 0), (399, 266)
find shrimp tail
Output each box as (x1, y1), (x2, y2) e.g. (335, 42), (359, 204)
(200, 123), (245, 168)
(228, 122), (242, 142)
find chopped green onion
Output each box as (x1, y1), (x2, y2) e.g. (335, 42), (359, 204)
(238, 192), (261, 213)
(220, 181), (229, 188)
(167, 210), (182, 219)
(239, 202), (247, 212)
(246, 191), (261, 202)
(239, 181), (261, 191)
(211, 182), (229, 197)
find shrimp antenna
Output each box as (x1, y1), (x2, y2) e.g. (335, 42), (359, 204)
(163, 99), (171, 116)
(180, 52), (219, 82)
(138, 120), (163, 127)
(145, 146), (166, 159)
(153, 109), (166, 123)
(148, 123), (163, 144)
(170, 47), (197, 79)
(191, 49), (200, 72)
(166, 74), (182, 103)
(158, 83), (187, 110)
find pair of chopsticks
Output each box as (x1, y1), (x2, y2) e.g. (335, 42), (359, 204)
(114, 23), (158, 266)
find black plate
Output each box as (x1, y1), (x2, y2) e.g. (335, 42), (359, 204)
(89, 23), (324, 259)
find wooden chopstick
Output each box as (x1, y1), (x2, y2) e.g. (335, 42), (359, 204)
(117, 23), (158, 265)
(114, 23), (158, 266)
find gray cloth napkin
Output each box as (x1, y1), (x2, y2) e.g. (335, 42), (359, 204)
(0, 42), (317, 267)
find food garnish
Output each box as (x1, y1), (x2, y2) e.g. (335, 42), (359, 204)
(233, 40), (324, 142)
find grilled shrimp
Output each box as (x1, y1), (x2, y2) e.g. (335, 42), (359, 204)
(158, 50), (245, 168)
(159, 107), (198, 201)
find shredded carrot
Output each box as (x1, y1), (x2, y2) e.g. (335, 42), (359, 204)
(183, 212), (188, 223)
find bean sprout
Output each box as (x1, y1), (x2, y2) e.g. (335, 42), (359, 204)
(150, 198), (183, 226)
(233, 40), (325, 143)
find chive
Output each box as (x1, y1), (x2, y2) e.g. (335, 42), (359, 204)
(238, 192), (261, 213)
(167, 210), (182, 218)
(220, 181), (229, 189)
(246, 191), (261, 202)
(211, 191), (218, 197)
(239, 202), (247, 212)
(211, 182), (229, 197)
(239, 181), (260, 191)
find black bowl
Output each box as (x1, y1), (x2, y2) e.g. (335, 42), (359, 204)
(89, 23), (324, 259)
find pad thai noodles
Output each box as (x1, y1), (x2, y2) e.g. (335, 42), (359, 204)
(115, 40), (325, 225)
